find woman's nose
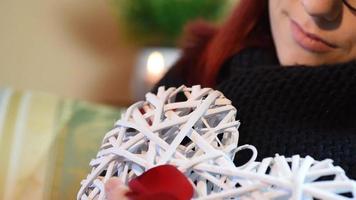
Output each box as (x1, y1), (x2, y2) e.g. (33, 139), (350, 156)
(301, 0), (342, 21)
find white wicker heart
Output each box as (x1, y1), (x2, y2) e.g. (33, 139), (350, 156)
(77, 85), (356, 200)
(196, 155), (356, 200)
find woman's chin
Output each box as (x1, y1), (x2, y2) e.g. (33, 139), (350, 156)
(278, 50), (335, 67)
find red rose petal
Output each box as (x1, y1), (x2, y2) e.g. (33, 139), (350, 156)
(126, 165), (193, 200)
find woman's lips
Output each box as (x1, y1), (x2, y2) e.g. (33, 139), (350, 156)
(290, 20), (337, 53)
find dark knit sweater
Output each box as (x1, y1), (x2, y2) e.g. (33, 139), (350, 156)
(154, 47), (356, 179)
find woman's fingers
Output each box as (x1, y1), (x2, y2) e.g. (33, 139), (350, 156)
(105, 178), (130, 200)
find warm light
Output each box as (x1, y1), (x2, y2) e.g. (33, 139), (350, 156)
(146, 51), (165, 84)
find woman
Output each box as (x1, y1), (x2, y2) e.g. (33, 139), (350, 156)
(106, 0), (356, 198)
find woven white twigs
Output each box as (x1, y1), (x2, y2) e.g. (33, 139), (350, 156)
(78, 85), (246, 200)
(77, 85), (356, 200)
(197, 155), (356, 200)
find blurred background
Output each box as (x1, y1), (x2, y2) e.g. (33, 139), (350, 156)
(0, 0), (235, 106)
(0, 1), (236, 199)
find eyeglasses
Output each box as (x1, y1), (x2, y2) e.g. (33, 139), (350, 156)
(344, 0), (356, 11)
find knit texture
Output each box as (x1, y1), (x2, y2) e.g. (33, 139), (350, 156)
(154, 47), (356, 179)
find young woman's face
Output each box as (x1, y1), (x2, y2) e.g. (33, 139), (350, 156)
(269, 0), (356, 66)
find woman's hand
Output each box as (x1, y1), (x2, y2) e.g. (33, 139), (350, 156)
(105, 178), (130, 200)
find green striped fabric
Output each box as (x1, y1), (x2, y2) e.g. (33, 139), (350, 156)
(0, 88), (124, 200)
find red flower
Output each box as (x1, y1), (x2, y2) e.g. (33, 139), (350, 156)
(126, 165), (193, 200)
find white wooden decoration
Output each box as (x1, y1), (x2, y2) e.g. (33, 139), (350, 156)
(78, 85), (356, 200)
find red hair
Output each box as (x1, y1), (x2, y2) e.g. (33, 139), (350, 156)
(177, 0), (273, 87)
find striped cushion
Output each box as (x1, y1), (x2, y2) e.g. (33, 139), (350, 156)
(0, 88), (124, 200)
